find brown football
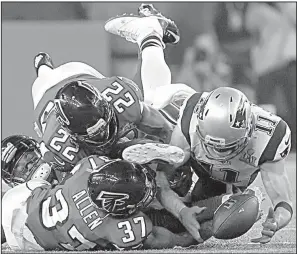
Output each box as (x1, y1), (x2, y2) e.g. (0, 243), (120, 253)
(212, 193), (259, 239)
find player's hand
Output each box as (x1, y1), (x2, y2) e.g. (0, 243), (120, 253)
(251, 207), (278, 244)
(179, 206), (206, 243)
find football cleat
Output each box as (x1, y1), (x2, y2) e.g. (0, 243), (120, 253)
(122, 143), (185, 165)
(34, 52), (54, 75)
(138, 4), (180, 45)
(105, 15), (164, 45)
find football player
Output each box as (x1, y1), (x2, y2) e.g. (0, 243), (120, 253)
(32, 54), (174, 171)
(32, 58), (206, 240)
(2, 153), (199, 251)
(1, 135), (56, 245)
(117, 4), (196, 122)
(103, 5), (210, 243)
(178, 87), (293, 244)
(1, 135), (56, 190)
(105, 5), (293, 244)
(31, 4), (187, 172)
(30, 6), (208, 243)
(124, 87), (293, 244)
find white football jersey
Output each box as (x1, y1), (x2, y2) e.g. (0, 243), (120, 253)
(177, 92), (291, 189)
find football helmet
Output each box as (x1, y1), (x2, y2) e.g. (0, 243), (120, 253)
(54, 81), (119, 154)
(196, 87), (253, 161)
(1, 135), (53, 186)
(88, 159), (156, 217)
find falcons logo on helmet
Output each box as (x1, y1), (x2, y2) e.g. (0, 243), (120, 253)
(54, 99), (70, 126)
(96, 191), (129, 212)
(2, 142), (17, 163)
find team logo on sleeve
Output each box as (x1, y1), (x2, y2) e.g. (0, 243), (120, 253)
(280, 135), (291, 159)
(280, 146), (290, 158)
(96, 191), (129, 212)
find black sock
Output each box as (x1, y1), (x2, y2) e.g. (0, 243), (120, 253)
(140, 35), (164, 52)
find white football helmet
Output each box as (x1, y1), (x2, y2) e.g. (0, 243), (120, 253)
(196, 87), (253, 161)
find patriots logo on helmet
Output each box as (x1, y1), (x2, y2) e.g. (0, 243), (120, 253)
(231, 97), (247, 129)
(96, 191), (129, 212)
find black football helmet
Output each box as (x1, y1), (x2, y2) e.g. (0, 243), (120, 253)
(54, 81), (119, 154)
(88, 159), (156, 217)
(1, 135), (53, 186)
(169, 163), (193, 197)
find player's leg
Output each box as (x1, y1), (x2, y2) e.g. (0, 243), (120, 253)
(131, 4), (177, 105)
(105, 5), (194, 110)
(132, 45), (171, 105)
(127, 17), (173, 106)
(136, 4), (196, 109)
(134, 46), (195, 110)
(32, 53), (105, 109)
(2, 180), (49, 250)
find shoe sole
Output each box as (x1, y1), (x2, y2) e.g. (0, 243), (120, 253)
(104, 15), (139, 35)
(104, 14), (166, 33)
(122, 143), (185, 165)
(105, 14), (179, 44)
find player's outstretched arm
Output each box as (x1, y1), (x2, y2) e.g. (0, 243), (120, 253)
(252, 159), (293, 244)
(143, 226), (195, 249)
(156, 171), (206, 243)
(252, 120), (293, 244)
(261, 160), (293, 227)
(138, 103), (174, 143)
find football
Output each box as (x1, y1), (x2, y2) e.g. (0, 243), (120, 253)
(212, 193), (259, 239)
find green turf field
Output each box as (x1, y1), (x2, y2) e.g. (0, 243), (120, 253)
(2, 154), (296, 253)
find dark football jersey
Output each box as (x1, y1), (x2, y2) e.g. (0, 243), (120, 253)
(26, 155), (153, 251)
(34, 75), (143, 171)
